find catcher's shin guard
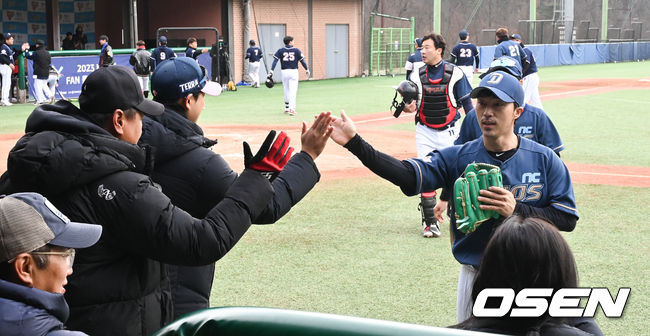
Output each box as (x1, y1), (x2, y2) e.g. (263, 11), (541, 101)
(419, 194), (440, 238)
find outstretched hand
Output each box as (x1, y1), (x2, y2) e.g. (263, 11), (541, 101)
(329, 110), (357, 146)
(301, 112), (334, 160)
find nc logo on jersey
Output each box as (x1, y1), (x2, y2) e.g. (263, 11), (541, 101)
(518, 126), (533, 135)
(521, 172), (541, 183)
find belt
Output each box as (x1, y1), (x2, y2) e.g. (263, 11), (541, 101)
(418, 120), (456, 131)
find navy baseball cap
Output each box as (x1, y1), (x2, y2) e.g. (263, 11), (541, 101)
(471, 71), (524, 106)
(4, 33), (13, 39)
(159, 36), (167, 44)
(414, 38), (423, 47)
(511, 33), (522, 40)
(479, 56), (523, 80)
(79, 66), (164, 116)
(151, 57), (222, 101)
(459, 30), (469, 39)
(0, 192), (102, 262)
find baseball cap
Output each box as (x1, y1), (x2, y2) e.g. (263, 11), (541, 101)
(0, 192), (102, 262)
(79, 66), (164, 116)
(511, 33), (522, 40)
(99, 35), (108, 41)
(479, 56), (523, 80)
(159, 36), (167, 44)
(459, 29), (469, 39)
(151, 57), (222, 101)
(414, 38), (423, 48)
(471, 70), (524, 106)
(35, 39), (45, 45)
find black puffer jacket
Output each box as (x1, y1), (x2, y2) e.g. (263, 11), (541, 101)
(0, 101), (274, 336)
(139, 107), (320, 318)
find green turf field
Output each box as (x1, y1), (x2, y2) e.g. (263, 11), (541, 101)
(0, 61), (648, 334)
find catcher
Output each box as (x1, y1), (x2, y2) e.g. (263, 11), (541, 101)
(329, 70), (578, 323)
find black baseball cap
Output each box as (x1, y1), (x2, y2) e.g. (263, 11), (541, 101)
(79, 66), (164, 116)
(99, 35), (108, 41)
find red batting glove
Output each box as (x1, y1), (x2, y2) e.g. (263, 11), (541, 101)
(243, 131), (294, 181)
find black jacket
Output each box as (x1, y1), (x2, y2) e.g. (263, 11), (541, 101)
(139, 107), (321, 318)
(25, 45), (51, 79)
(0, 101), (274, 336)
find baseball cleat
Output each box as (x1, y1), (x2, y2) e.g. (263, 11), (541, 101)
(1, 101), (13, 106)
(423, 223), (441, 238)
(287, 109), (296, 116)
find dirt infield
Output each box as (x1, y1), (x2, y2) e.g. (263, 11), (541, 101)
(1, 78), (648, 188)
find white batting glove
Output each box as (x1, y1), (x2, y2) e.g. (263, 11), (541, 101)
(306, 69), (310, 77)
(268, 70), (274, 77)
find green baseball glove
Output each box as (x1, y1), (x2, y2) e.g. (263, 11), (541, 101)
(453, 163), (504, 234)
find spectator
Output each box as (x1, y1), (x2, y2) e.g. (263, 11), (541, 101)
(61, 32), (75, 50)
(72, 26), (87, 50)
(143, 57), (332, 319)
(453, 215), (603, 336)
(25, 39), (53, 105)
(129, 40), (152, 97)
(0, 192), (102, 335)
(0, 66), (282, 335)
(98, 35), (113, 67)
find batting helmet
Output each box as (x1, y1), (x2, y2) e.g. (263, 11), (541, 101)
(265, 75), (274, 88)
(395, 80), (418, 104)
(479, 56), (523, 80)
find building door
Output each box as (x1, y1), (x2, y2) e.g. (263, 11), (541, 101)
(257, 24), (286, 82)
(326, 24), (349, 78)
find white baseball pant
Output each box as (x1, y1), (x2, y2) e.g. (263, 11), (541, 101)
(457, 264), (477, 323)
(523, 72), (543, 109)
(136, 75), (149, 93)
(281, 69), (299, 111)
(248, 61), (260, 87)
(0, 64), (12, 104)
(415, 122), (460, 158)
(33, 77), (52, 103)
(458, 65), (475, 87)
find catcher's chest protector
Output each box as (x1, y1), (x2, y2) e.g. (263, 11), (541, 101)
(417, 64), (457, 128)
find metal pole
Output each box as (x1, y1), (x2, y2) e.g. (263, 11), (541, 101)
(410, 17), (415, 52)
(433, 0), (441, 33)
(564, 0), (574, 43)
(369, 15), (374, 75)
(132, 0), (139, 44)
(243, 0), (250, 82)
(529, 0), (536, 43)
(601, 0), (608, 42)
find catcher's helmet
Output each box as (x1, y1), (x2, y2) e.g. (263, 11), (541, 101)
(395, 80), (418, 104)
(265, 75), (274, 88)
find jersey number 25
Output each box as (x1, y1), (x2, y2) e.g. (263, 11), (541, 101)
(282, 52), (295, 61)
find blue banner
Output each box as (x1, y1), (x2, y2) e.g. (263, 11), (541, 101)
(26, 53), (214, 99)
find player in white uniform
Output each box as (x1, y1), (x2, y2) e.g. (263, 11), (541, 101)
(245, 40), (263, 88)
(511, 34), (543, 109)
(270, 36), (309, 116)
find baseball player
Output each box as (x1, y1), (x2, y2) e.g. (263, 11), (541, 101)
(403, 33), (474, 238)
(450, 30), (479, 85)
(245, 39), (263, 88)
(329, 70), (578, 322)
(510, 33), (543, 109)
(404, 38), (424, 79)
(1, 34), (28, 106)
(494, 28), (529, 73)
(98, 35), (114, 67)
(24, 39), (53, 105)
(129, 40), (152, 98)
(185, 37), (209, 60)
(269, 36), (310, 116)
(455, 56), (562, 154)
(150, 36), (176, 71)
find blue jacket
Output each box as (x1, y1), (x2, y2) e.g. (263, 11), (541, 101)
(0, 279), (86, 335)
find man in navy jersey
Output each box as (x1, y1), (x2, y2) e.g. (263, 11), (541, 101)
(494, 28), (529, 73)
(269, 36), (309, 116)
(150, 36), (176, 72)
(185, 37), (209, 61)
(404, 38), (424, 79)
(329, 70), (578, 322)
(245, 40), (263, 88)
(510, 33), (543, 108)
(450, 30), (479, 86)
(403, 33), (474, 238)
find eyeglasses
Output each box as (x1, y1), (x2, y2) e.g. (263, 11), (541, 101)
(30, 249), (76, 269)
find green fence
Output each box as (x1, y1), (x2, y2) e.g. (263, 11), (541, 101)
(370, 28), (415, 76)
